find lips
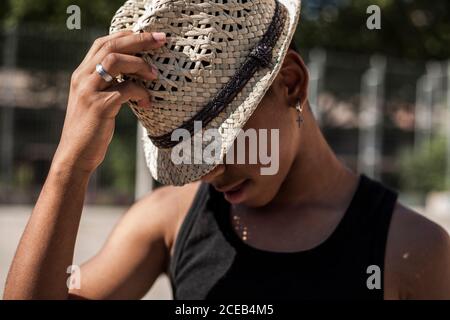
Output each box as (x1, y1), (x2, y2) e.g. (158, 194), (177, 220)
(215, 180), (247, 193)
(222, 180), (249, 204)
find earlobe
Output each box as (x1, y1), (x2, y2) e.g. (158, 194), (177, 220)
(295, 98), (304, 127)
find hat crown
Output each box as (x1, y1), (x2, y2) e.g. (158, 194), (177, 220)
(109, 0), (301, 185)
(110, 0), (281, 137)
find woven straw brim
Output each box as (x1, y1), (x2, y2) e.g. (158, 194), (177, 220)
(114, 0), (301, 186)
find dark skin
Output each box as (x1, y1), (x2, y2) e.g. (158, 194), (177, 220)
(4, 31), (450, 300)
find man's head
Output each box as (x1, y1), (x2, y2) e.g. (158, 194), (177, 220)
(201, 42), (311, 207)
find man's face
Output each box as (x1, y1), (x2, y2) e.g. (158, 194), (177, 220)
(200, 79), (302, 207)
(200, 48), (308, 207)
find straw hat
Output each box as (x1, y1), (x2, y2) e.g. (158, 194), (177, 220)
(109, 0), (301, 186)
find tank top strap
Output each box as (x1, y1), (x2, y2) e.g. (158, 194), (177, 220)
(351, 174), (399, 266)
(169, 182), (210, 279)
(344, 174), (398, 233)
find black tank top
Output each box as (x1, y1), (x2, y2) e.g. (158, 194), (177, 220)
(168, 174), (398, 300)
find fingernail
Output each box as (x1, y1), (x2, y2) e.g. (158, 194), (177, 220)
(151, 64), (158, 74)
(152, 32), (166, 42)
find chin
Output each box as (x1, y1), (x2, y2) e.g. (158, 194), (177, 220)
(221, 177), (281, 207)
(240, 186), (278, 208)
(242, 198), (271, 208)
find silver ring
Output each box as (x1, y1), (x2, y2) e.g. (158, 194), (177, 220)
(95, 63), (114, 82)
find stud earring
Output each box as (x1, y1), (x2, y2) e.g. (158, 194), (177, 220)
(295, 99), (304, 127)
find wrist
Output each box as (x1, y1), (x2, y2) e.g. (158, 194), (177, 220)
(51, 145), (99, 176)
(50, 157), (95, 181)
(43, 160), (92, 201)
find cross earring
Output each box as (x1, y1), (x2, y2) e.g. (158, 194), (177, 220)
(295, 100), (304, 127)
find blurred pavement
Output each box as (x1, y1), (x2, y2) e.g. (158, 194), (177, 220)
(0, 205), (172, 300)
(1, 205), (449, 300)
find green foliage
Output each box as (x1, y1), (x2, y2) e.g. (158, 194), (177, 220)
(0, 1), (10, 23)
(398, 136), (449, 193)
(2, 0), (124, 29)
(102, 135), (136, 194)
(2, 0), (449, 59)
(100, 107), (137, 195)
(15, 163), (34, 190)
(296, 0), (450, 59)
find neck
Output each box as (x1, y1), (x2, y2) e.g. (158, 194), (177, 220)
(267, 107), (359, 210)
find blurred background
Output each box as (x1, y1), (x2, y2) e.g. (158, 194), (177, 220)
(1, 0), (450, 299)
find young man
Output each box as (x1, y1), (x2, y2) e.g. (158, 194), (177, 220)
(4, 1), (450, 299)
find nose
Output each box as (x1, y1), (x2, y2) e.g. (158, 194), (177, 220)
(201, 164), (225, 183)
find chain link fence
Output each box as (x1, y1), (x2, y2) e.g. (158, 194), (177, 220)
(1, 25), (450, 211)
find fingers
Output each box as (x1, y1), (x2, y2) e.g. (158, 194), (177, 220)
(74, 31), (165, 96)
(86, 32), (166, 72)
(81, 31), (133, 65)
(92, 53), (158, 90)
(96, 81), (151, 118)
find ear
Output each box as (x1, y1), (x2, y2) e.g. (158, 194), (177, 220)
(277, 49), (309, 108)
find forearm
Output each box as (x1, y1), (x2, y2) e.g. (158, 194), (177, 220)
(3, 160), (91, 299)
(3, 30), (164, 300)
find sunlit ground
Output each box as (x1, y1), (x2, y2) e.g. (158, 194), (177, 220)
(0, 205), (172, 300)
(1, 200), (449, 299)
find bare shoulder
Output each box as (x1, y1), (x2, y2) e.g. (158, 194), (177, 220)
(127, 181), (202, 254)
(386, 202), (450, 299)
(66, 182), (202, 299)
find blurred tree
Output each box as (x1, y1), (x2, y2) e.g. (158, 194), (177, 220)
(297, 0), (450, 59)
(2, 0), (449, 59)
(0, 1), (10, 23)
(99, 106), (137, 196)
(398, 136), (448, 193)
(2, 0), (124, 29)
